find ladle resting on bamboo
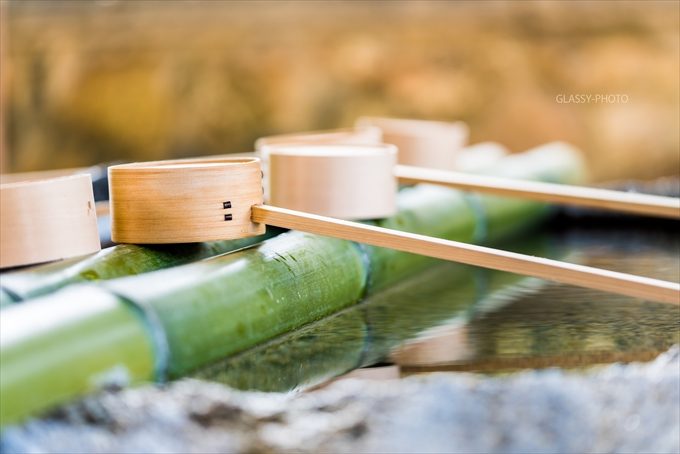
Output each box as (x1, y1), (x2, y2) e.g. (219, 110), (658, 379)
(108, 153), (680, 304)
(256, 124), (680, 220)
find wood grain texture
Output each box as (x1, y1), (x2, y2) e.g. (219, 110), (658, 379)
(109, 157), (265, 243)
(356, 117), (468, 169)
(0, 174), (100, 268)
(396, 165), (680, 219)
(252, 204), (680, 304)
(265, 144), (398, 220)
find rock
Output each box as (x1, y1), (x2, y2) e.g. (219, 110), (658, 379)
(2, 346), (678, 453)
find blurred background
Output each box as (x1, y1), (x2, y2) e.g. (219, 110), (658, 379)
(1, 0), (678, 181)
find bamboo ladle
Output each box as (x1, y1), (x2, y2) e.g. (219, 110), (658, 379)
(108, 152), (679, 304)
(0, 174), (100, 268)
(355, 118), (679, 218)
(257, 123), (679, 219)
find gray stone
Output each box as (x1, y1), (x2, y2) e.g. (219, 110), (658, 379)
(2, 346), (678, 453)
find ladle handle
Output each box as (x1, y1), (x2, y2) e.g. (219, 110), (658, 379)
(252, 204), (680, 305)
(395, 165), (680, 219)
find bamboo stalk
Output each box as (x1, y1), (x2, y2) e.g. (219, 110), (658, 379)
(0, 232), (279, 304)
(105, 233), (368, 378)
(194, 258), (506, 390)
(0, 286), (156, 425)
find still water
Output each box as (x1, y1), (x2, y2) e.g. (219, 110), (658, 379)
(195, 219), (680, 390)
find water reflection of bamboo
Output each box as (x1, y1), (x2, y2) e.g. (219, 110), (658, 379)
(463, 284), (679, 367)
(394, 226), (680, 373)
(195, 237), (553, 390)
(195, 308), (368, 392)
(198, 224), (679, 388)
(392, 290), (679, 374)
(385, 272), (553, 368)
(399, 349), (665, 374)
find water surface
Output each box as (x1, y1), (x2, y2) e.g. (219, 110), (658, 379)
(195, 221), (680, 388)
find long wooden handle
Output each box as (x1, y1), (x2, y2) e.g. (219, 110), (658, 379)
(396, 165), (680, 219)
(252, 205), (679, 305)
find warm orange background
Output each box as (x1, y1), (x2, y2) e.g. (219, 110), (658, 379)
(2, 1), (679, 181)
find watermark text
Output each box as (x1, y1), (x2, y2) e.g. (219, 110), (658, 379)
(555, 94), (629, 104)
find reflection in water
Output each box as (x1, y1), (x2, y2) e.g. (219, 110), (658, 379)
(196, 308), (368, 391)
(195, 224), (679, 389)
(194, 236), (550, 388)
(399, 224), (680, 373)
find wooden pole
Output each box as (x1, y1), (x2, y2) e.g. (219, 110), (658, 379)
(253, 204), (680, 304)
(396, 165), (680, 219)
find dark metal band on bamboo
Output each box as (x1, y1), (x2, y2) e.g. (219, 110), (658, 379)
(108, 157), (266, 244)
(0, 174), (100, 268)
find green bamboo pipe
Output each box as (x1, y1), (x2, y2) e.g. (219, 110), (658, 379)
(0, 286), (156, 425)
(194, 260), (483, 391)
(106, 234), (368, 378)
(0, 232), (279, 305)
(0, 234), (367, 426)
(0, 146), (585, 426)
(195, 256), (541, 391)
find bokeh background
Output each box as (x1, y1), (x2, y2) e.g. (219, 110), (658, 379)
(1, 0), (678, 181)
